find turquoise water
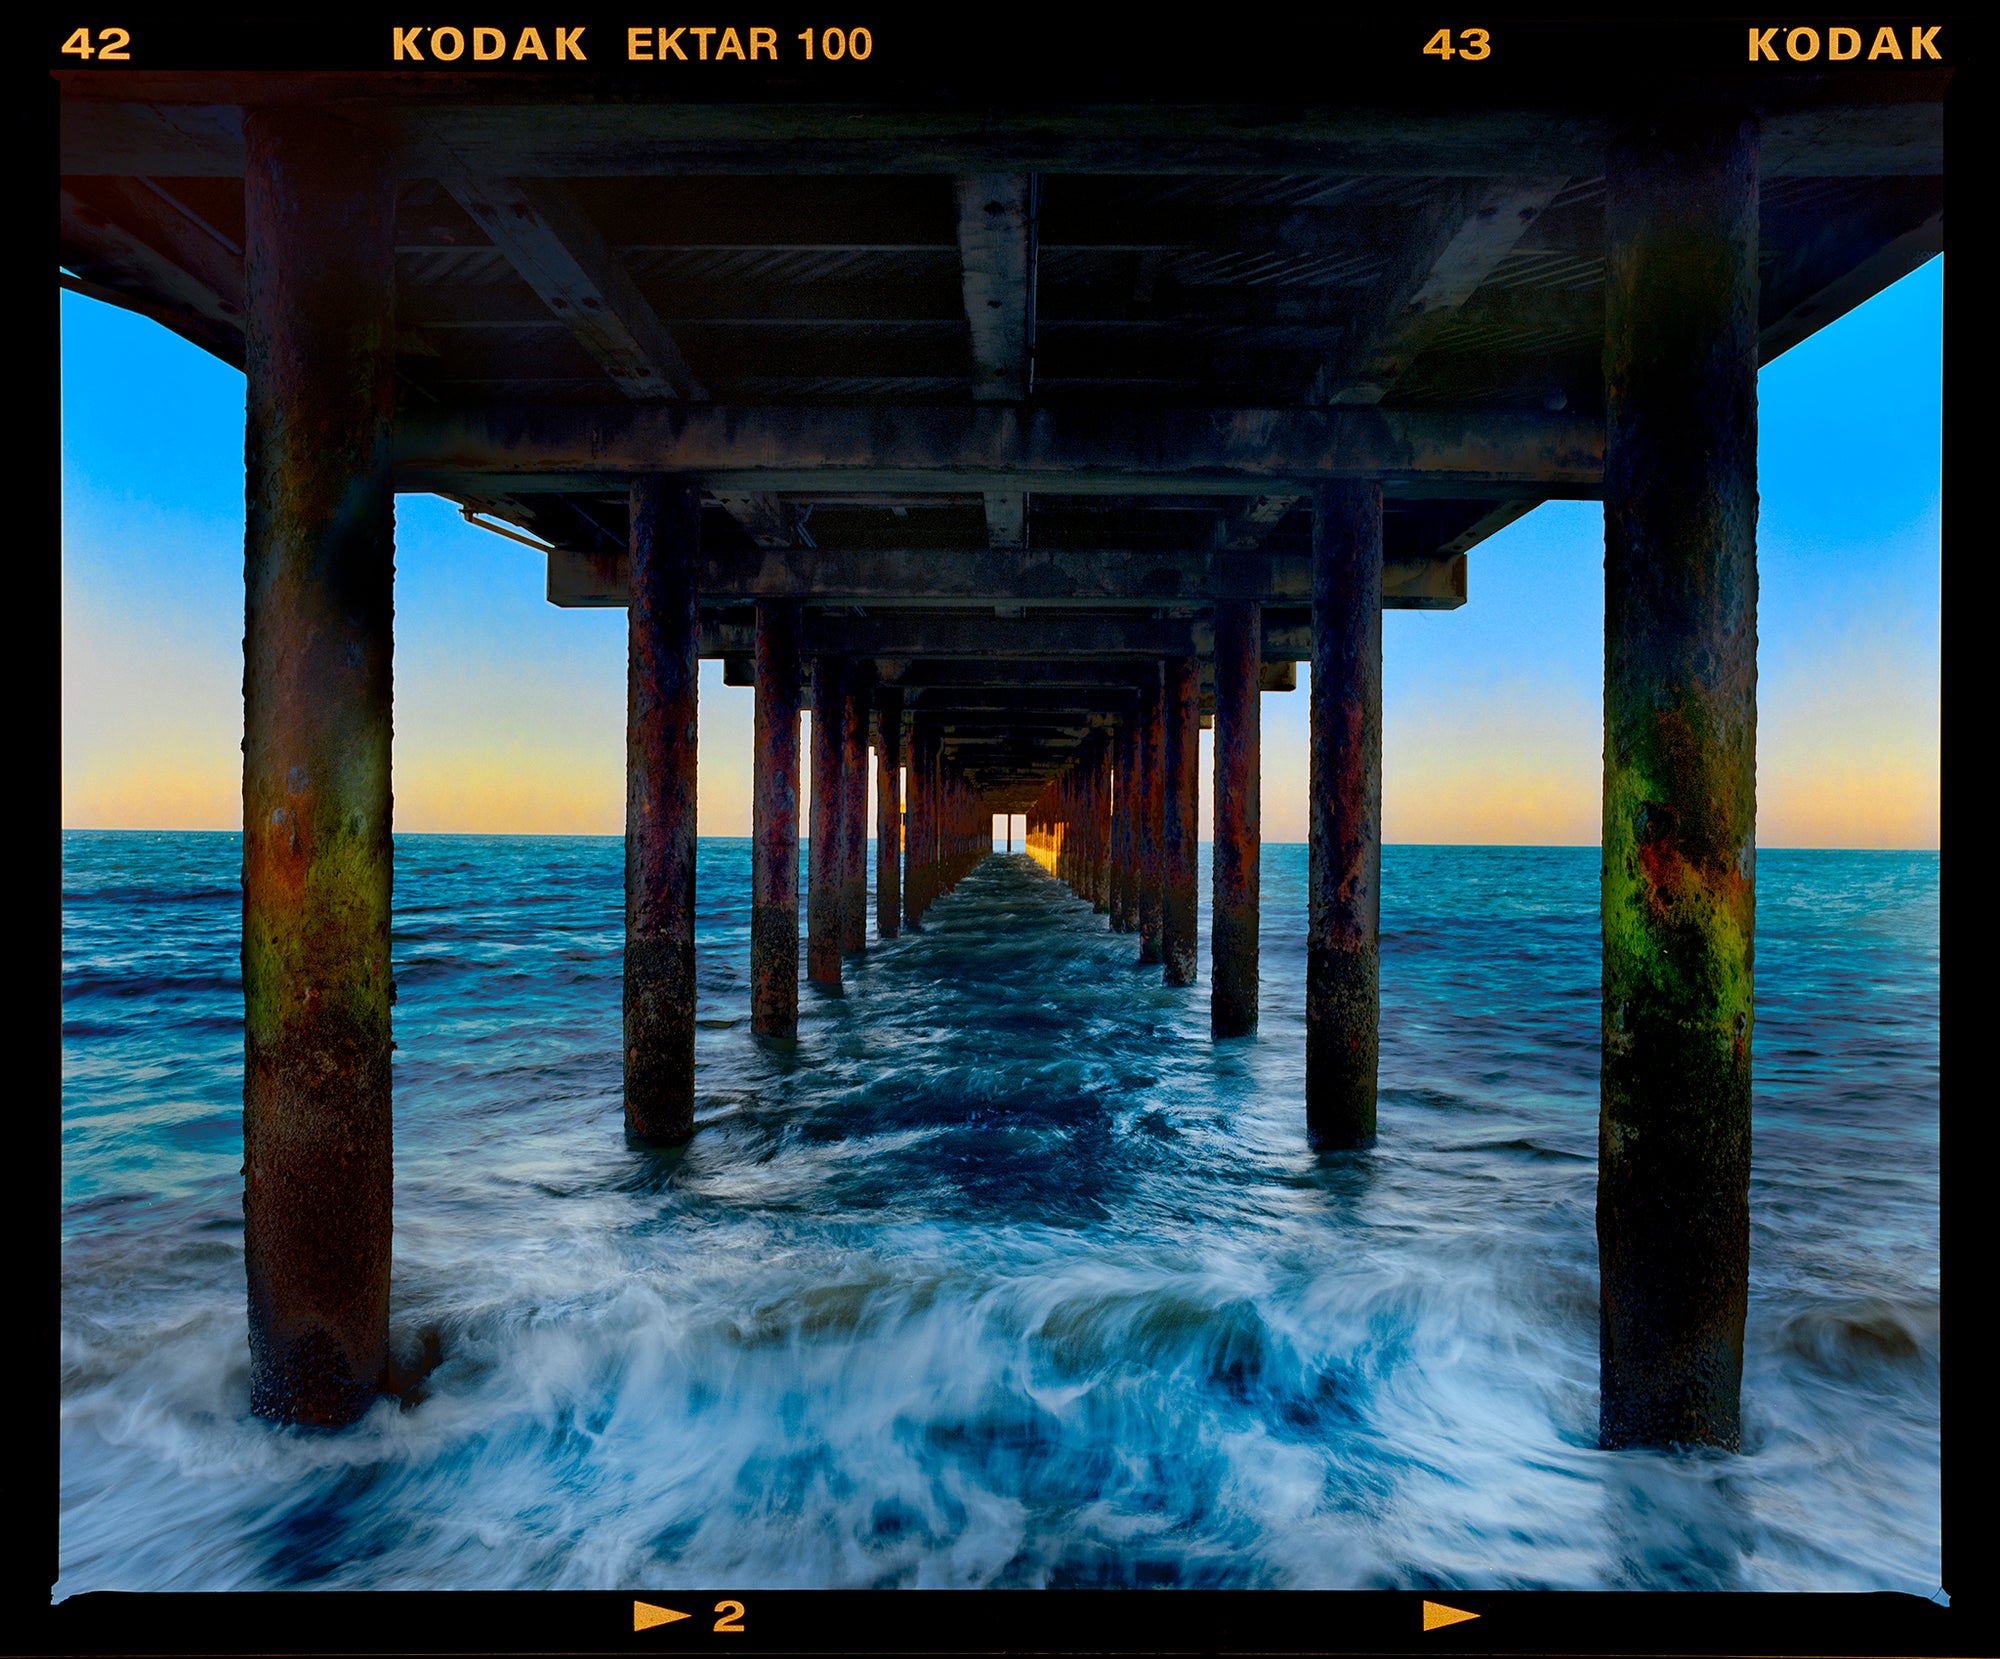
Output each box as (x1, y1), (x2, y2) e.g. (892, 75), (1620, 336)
(58, 835), (1939, 1594)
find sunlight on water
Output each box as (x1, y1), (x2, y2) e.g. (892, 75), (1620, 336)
(59, 835), (1939, 1594)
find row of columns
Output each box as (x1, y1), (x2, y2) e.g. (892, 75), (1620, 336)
(754, 633), (1000, 1014)
(1027, 606), (1264, 1038)
(238, 103), (1757, 1451)
(899, 718), (985, 927)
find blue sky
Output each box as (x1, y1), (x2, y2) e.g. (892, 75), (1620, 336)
(61, 257), (1941, 845)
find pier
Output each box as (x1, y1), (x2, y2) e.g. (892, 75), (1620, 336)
(59, 46), (1945, 1452)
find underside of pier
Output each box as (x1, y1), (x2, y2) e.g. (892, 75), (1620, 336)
(60, 49), (1945, 1447)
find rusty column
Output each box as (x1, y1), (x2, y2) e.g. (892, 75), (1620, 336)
(930, 747), (948, 900)
(933, 741), (948, 899)
(1073, 756), (1088, 900)
(1111, 719), (1134, 932)
(1134, 668), (1165, 964)
(904, 719), (931, 928)
(876, 688), (903, 941)
(751, 600), (801, 1038)
(623, 475), (702, 1145)
(1212, 599), (1261, 1037)
(962, 777), (972, 876)
(841, 662), (872, 955)
(1307, 481), (1383, 1149)
(1104, 739), (1120, 915)
(1598, 108), (1759, 1453)
(241, 110), (397, 1427)
(808, 656), (847, 988)
(1162, 656), (1200, 987)
(944, 771), (956, 889)
(1084, 746), (1102, 907)
(1057, 771), (1071, 889)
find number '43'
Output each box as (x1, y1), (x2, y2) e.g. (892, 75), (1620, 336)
(1424, 27), (1491, 60)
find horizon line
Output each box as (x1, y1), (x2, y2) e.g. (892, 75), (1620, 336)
(58, 827), (1942, 854)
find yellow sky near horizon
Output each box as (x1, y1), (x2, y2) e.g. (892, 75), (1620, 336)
(63, 640), (1940, 849)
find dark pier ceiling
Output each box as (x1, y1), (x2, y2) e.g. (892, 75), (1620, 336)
(59, 66), (1942, 797)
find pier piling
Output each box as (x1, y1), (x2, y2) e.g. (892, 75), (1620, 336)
(1111, 718), (1135, 932)
(1135, 669), (1165, 965)
(623, 475), (702, 1145)
(841, 662), (871, 955)
(751, 600), (801, 1037)
(1213, 599), (1262, 1036)
(240, 109), (397, 1427)
(1306, 481), (1383, 1150)
(876, 688), (903, 940)
(1162, 656), (1200, 986)
(1596, 107), (1759, 1453)
(1093, 738), (1114, 911)
(808, 656), (847, 988)
(905, 720), (932, 928)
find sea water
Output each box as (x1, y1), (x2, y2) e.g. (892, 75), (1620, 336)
(58, 835), (1940, 1594)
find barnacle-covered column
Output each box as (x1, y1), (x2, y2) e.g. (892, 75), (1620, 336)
(241, 109), (398, 1427)
(1307, 481), (1381, 1150)
(1598, 107), (1759, 1452)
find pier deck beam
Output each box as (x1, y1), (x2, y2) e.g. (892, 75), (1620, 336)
(1162, 655), (1200, 986)
(808, 655), (847, 987)
(1135, 669), (1165, 964)
(624, 475), (702, 1143)
(1597, 108), (1759, 1453)
(240, 109), (397, 1427)
(1212, 599), (1261, 1036)
(841, 663), (871, 954)
(751, 600), (801, 1037)
(876, 688), (903, 940)
(1307, 481), (1383, 1149)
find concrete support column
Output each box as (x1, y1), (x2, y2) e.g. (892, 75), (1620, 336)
(241, 109), (397, 1427)
(1111, 719), (1134, 932)
(1091, 739), (1112, 913)
(841, 662), (872, 955)
(1135, 668), (1165, 964)
(1212, 599), (1261, 1037)
(624, 475), (702, 1144)
(933, 739), (946, 900)
(904, 721), (931, 928)
(1102, 741), (1117, 910)
(876, 689), (903, 940)
(1162, 656), (1200, 986)
(1060, 782), (1070, 885)
(1307, 481), (1383, 1150)
(808, 656), (847, 988)
(1598, 108), (1759, 1453)
(751, 601), (801, 1037)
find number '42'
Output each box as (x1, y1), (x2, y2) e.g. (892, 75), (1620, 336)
(1424, 27), (1491, 60)
(62, 26), (132, 60)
